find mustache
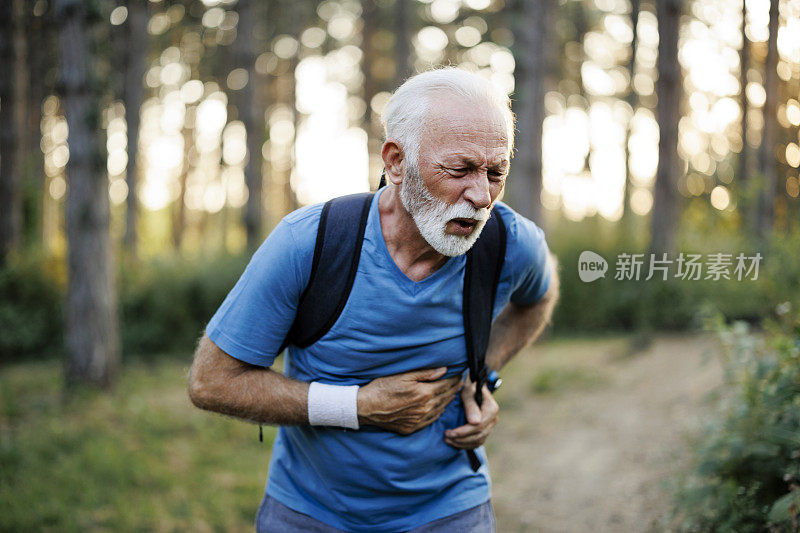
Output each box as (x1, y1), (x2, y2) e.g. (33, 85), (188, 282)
(440, 201), (492, 222)
(403, 161), (492, 223)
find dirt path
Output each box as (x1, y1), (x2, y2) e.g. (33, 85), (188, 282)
(488, 334), (724, 532)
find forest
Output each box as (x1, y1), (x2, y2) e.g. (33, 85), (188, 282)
(2, 0), (800, 530)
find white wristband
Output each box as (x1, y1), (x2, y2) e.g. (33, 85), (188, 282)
(307, 382), (360, 430)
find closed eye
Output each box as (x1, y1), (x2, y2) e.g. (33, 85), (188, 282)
(445, 166), (506, 181)
(446, 167), (469, 176)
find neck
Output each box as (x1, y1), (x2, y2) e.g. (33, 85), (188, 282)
(378, 185), (449, 282)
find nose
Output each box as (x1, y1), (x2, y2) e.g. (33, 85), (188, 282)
(463, 172), (492, 210)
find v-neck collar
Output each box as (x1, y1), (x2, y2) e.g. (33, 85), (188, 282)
(369, 187), (463, 296)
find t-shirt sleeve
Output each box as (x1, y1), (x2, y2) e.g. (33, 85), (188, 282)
(508, 214), (552, 305)
(205, 218), (311, 367)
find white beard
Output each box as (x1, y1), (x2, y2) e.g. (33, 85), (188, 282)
(399, 161), (491, 257)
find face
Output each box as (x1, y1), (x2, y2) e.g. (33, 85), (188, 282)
(399, 99), (510, 257)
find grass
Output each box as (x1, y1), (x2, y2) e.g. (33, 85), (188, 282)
(0, 338), (627, 531)
(0, 357), (275, 532)
(529, 365), (607, 394)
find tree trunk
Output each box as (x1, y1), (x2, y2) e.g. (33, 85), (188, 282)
(362, 1), (379, 129)
(57, 0), (120, 388)
(394, 0), (412, 87)
(509, 0), (549, 226)
(286, 0), (302, 214)
(623, 0), (640, 227)
(172, 123), (191, 251)
(572, 0), (589, 97)
(650, 0), (682, 254)
(0, 0), (22, 263)
(362, 0), (383, 185)
(122, 0), (148, 257)
(738, 0), (750, 231)
(12, 0), (30, 247)
(757, 0), (779, 237)
(233, 0), (266, 251)
(25, 1), (50, 249)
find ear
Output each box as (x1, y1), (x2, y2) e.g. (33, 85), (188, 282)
(381, 139), (405, 185)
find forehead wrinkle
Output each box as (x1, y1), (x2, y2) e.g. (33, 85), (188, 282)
(436, 123), (507, 142)
(419, 101), (510, 172)
(430, 129), (508, 157)
(443, 149), (508, 169)
(423, 100), (508, 138)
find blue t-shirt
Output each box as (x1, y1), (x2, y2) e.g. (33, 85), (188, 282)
(206, 187), (551, 532)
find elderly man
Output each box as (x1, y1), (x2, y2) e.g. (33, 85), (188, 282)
(189, 67), (559, 532)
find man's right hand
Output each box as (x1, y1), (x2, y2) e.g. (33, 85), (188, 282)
(356, 367), (461, 435)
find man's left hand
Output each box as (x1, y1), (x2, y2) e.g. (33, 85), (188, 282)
(444, 379), (499, 449)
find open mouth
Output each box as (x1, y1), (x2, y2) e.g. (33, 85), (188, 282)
(451, 218), (477, 230)
(447, 218), (480, 236)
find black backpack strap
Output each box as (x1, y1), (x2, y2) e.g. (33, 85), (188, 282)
(278, 192), (507, 475)
(463, 211), (507, 471)
(280, 192), (374, 351)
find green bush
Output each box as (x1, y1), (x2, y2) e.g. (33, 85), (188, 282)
(0, 253), (248, 362)
(0, 256), (64, 362)
(119, 254), (248, 357)
(672, 313), (800, 532)
(552, 243), (703, 332)
(1, 219), (796, 362)
(549, 221), (789, 334)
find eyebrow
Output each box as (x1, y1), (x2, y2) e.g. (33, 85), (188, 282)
(446, 156), (509, 170)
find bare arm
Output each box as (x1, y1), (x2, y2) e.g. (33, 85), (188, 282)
(485, 253), (560, 371)
(188, 333), (462, 434)
(188, 334), (310, 425)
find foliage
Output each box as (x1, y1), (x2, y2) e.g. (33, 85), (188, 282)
(548, 219), (795, 335)
(119, 253), (248, 357)
(1, 222), (798, 363)
(0, 254), (64, 362)
(672, 312), (800, 532)
(0, 358), (275, 531)
(0, 253), (247, 362)
(552, 241), (703, 332)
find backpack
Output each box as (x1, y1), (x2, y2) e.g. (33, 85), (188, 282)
(273, 191), (507, 472)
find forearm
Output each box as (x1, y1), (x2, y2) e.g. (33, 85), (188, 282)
(485, 265), (559, 371)
(188, 334), (309, 425)
(189, 334), (462, 434)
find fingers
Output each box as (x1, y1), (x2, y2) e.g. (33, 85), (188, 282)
(431, 385), (458, 411)
(444, 418), (497, 449)
(416, 400), (450, 429)
(445, 412), (497, 447)
(417, 405), (446, 428)
(461, 386), (482, 425)
(378, 368), (487, 436)
(432, 376), (462, 397)
(415, 386), (460, 430)
(444, 387), (499, 449)
(411, 382), (463, 431)
(425, 376), (460, 399)
(409, 366), (447, 382)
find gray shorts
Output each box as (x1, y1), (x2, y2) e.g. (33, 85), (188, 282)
(255, 494), (496, 533)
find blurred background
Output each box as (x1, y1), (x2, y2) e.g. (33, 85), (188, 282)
(1, 0), (800, 531)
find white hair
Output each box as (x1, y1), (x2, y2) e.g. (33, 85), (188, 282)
(380, 67), (515, 167)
